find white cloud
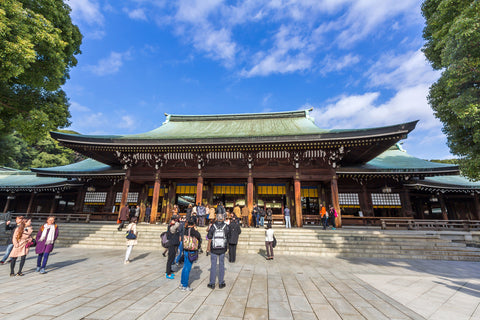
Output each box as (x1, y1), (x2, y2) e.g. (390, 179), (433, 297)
(241, 25), (312, 77)
(321, 54), (361, 73)
(191, 25), (236, 64)
(124, 8), (148, 21)
(87, 51), (131, 76)
(68, 0), (104, 25)
(70, 101), (91, 112)
(367, 50), (440, 90)
(310, 84), (440, 130)
(118, 115), (135, 129)
(69, 111), (138, 134)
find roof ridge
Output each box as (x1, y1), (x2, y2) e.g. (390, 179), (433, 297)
(165, 109), (310, 122)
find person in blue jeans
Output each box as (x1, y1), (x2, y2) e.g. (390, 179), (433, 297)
(180, 219), (202, 291)
(1, 216), (22, 264)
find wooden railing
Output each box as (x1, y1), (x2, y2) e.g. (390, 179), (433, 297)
(381, 219), (480, 231)
(10, 213), (91, 223)
(342, 216), (409, 226)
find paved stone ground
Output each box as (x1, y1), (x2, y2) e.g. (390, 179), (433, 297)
(0, 246), (479, 320)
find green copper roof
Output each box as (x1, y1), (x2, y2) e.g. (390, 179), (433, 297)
(33, 159), (113, 174)
(422, 175), (480, 188)
(51, 110), (417, 142)
(339, 144), (458, 173)
(0, 170), (70, 189)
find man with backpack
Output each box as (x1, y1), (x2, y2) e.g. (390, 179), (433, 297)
(206, 213), (230, 289)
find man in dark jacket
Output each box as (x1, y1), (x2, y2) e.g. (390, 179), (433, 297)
(206, 213), (230, 289)
(118, 205), (129, 231)
(228, 217), (241, 263)
(0, 215), (22, 264)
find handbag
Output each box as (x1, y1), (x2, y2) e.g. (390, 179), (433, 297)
(272, 235), (277, 248)
(26, 239), (36, 248)
(188, 250), (198, 262)
(126, 230), (137, 240)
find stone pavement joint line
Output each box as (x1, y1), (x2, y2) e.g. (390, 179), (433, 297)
(0, 247), (479, 319)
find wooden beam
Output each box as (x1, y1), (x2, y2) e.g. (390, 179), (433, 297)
(247, 170), (254, 223)
(439, 193), (448, 221)
(474, 193), (480, 220)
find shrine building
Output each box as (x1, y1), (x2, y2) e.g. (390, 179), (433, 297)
(1, 109), (479, 226)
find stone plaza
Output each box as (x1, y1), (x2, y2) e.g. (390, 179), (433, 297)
(0, 246), (479, 320)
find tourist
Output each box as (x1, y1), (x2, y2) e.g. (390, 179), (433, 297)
(174, 216), (186, 267)
(265, 222), (275, 260)
(124, 217), (138, 264)
(35, 216), (59, 274)
(216, 202), (226, 215)
(135, 205), (140, 218)
(186, 204), (193, 221)
(206, 213), (230, 289)
(252, 204), (259, 228)
(118, 204), (129, 231)
(266, 207), (273, 224)
(166, 218), (180, 279)
(233, 204), (241, 219)
(228, 216), (241, 263)
(0, 215), (23, 265)
(208, 204), (216, 224)
(259, 206), (266, 226)
(9, 218), (33, 276)
(320, 206), (328, 230)
(145, 204), (151, 223)
(179, 218), (202, 291)
(129, 206), (136, 220)
(284, 207), (291, 228)
(329, 205), (337, 230)
(197, 203), (206, 227)
(241, 205), (249, 228)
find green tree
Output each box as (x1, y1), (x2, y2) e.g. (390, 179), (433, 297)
(0, 0), (82, 144)
(0, 130), (83, 170)
(422, 0), (480, 179)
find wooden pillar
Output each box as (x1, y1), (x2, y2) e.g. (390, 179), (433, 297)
(26, 192), (36, 214)
(400, 188), (413, 217)
(165, 182), (176, 223)
(196, 172), (203, 205)
(294, 175), (302, 227)
(151, 170), (161, 224)
(3, 195), (12, 213)
(103, 185), (115, 213)
(118, 168), (131, 220)
(331, 176), (342, 228)
(360, 183), (373, 216)
(50, 194), (58, 214)
(247, 172), (254, 226)
(474, 193), (480, 220)
(75, 187), (86, 213)
(439, 193), (448, 220)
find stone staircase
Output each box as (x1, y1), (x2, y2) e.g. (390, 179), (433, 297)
(2, 223), (480, 261)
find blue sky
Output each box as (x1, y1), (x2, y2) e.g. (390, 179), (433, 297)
(65, 0), (450, 160)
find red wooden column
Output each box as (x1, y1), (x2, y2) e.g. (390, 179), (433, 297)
(247, 171), (254, 224)
(294, 174), (302, 227)
(151, 170), (161, 224)
(439, 193), (448, 220)
(118, 168), (131, 220)
(196, 172), (203, 205)
(26, 192), (36, 214)
(331, 175), (342, 228)
(401, 188), (413, 217)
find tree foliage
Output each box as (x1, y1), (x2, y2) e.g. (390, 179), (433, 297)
(0, 0), (82, 144)
(0, 131), (84, 170)
(422, 0), (480, 179)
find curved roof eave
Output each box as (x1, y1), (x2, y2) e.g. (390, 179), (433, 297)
(50, 113), (419, 146)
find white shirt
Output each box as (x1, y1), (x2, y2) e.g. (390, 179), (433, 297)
(265, 228), (274, 242)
